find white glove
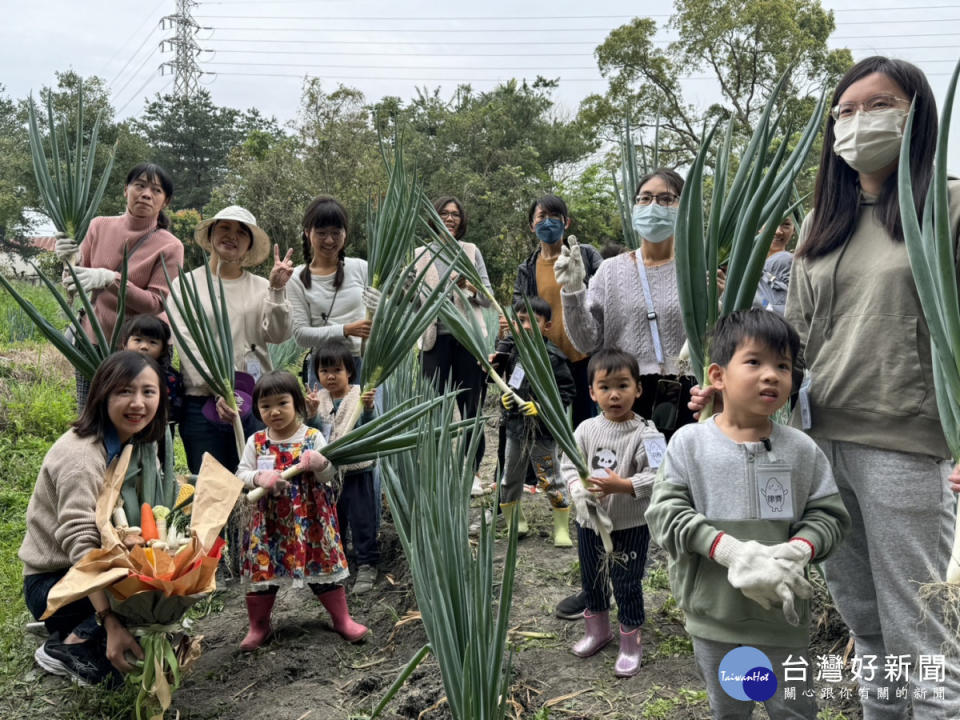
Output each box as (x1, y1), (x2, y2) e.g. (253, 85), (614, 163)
(63, 266), (116, 294)
(54, 232), (80, 261)
(569, 477), (599, 524)
(771, 539), (813, 577)
(553, 234), (586, 292)
(713, 535), (813, 625)
(362, 286), (382, 315)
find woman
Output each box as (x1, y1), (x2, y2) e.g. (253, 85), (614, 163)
(419, 196), (494, 483)
(288, 195), (370, 388)
(514, 193), (603, 426)
(557, 170), (695, 437)
(20, 351), (166, 686)
(171, 206), (295, 473)
(56, 163), (184, 409)
(694, 57), (960, 717)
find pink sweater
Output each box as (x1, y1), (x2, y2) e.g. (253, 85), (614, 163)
(79, 213), (184, 342)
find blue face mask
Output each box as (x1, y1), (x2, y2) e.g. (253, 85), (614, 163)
(632, 204), (678, 244)
(535, 217), (565, 244)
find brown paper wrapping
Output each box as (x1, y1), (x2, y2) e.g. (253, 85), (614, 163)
(43, 452), (243, 620)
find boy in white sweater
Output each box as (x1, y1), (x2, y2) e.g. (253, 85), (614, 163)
(563, 348), (665, 678)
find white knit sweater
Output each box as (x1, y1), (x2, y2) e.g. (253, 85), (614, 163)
(561, 252), (687, 376)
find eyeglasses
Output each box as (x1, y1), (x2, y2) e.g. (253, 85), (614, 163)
(439, 211), (461, 219)
(830, 94), (910, 121)
(635, 192), (680, 206)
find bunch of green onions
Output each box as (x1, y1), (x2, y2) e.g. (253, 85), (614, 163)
(611, 115), (661, 250)
(898, 58), (960, 587)
(0, 255), (128, 379)
(364, 357), (518, 720)
(162, 256), (245, 458)
(675, 71), (825, 417)
(27, 86), (116, 250)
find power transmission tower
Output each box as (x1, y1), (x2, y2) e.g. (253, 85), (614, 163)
(160, 0), (203, 98)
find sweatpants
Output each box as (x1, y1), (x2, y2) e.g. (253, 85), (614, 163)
(500, 434), (567, 508)
(816, 439), (960, 720)
(692, 637), (818, 719)
(578, 523), (650, 627)
(337, 468), (379, 567)
(421, 334), (486, 472)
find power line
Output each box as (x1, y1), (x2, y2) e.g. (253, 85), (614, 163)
(99, 0), (166, 79)
(111, 46), (162, 102)
(202, 38), (601, 45)
(108, 28), (161, 90)
(116, 77), (173, 117)
(207, 61), (598, 70)
(206, 49), (596, 56)
(199, 16), (960, 26)
(196, 14), (644, 20)
(212, 25), (625, 32)
(208, 70), (608, 82)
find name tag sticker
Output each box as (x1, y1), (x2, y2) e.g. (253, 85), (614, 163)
(257, 454), (275, 472)
(756, 465), (794, 520)
(508, 364), (525, 389)
(643, 435), (667, 469)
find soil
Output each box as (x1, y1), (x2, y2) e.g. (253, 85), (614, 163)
(167, 418), (861, 720)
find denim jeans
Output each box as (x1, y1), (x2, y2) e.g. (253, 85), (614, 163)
(180, 395), (263, 474)
(25, 568), (100, 641)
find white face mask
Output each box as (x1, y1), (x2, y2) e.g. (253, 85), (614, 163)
(832, 108), (907, 174)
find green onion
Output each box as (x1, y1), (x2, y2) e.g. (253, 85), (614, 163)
(898, 57), (960, 587)
(162, 256), (245, 458)
(611, 115), (660, 250)
(27, 85), (116, 245)
(675, 71), (826, 416)
(366, 356), (517, 720)
(0, 252), (129, 380)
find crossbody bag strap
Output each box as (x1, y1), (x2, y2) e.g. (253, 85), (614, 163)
(634, 253), (664, 371)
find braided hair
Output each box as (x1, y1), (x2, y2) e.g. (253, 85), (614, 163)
(299, 195), (348, 290)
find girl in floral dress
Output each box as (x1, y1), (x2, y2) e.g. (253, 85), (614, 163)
(235, 370), (368, 651)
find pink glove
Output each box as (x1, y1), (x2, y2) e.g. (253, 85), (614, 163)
(299, 449), (329, 473)
(255, 470), (287, 496)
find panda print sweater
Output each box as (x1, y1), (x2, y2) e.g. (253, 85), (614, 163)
(561, 413), (663, 532)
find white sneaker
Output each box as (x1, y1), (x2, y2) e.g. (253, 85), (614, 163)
(471, 475), (493, 497)
(352, 564), (377, 595)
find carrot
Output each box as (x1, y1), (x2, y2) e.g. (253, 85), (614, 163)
(141, 503), (159, 542)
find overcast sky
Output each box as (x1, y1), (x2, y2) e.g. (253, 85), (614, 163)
(3, 0), (959, 168)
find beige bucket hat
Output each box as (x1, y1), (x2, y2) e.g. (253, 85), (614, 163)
(194, 205), (271, 267)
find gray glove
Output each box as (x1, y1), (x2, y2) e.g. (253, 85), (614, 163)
(714, 534), (813, 625)
(554, 235), (586, 292)
(63, 266), (116, 294)
(54, 232), (80, 261)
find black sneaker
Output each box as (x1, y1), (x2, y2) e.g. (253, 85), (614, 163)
(555, 590), (588, 620)
(34, 637), (109, 686)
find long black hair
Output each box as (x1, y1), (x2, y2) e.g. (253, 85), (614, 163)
(300, 195), (348, 290)
(432, 196), (468, 239)
(124, 163), (174, 230)
(798, 57), (937, 259)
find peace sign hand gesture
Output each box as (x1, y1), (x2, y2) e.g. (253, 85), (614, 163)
(268, 245), (295, 290)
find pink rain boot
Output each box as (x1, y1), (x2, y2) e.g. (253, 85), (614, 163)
(240, 592), (276, 651)
(571, 609), (614, 657)
(317, 586), (369, 642)
(614, 625), (643, 677)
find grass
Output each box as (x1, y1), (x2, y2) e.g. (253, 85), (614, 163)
(641, 687), (708, 719)
(0, 280), (67, 344)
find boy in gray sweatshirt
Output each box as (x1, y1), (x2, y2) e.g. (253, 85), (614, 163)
(646, 309), (850, 719)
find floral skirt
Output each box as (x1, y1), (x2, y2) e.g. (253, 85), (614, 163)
(242, 475), (349, 587)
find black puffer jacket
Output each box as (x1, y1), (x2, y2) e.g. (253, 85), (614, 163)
(512, 242), (604, 304)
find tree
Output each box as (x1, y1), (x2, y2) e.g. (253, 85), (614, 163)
(579, 0), (853, 161)
(0, 84), (31, 242)
(135, 89), (281, 211)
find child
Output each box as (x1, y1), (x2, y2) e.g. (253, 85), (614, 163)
(235, 370), (367, 651)
(490, 297), (575, 546)
(305, 339), (379, 595)
(563, 348), (664, 678)
(645, 309), (850, 718)
(118, 315), (183, 427)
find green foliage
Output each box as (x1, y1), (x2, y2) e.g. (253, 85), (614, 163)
(135, 89), (282, 211)
(641, 688), (708, 719)
(0, 279), (64, 343)
(580, 0), (853, 180)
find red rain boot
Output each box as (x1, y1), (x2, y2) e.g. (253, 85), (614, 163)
(240, 592), (276, 652)
(571, 609), (614, 657)
(316, 586), (369, 642)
